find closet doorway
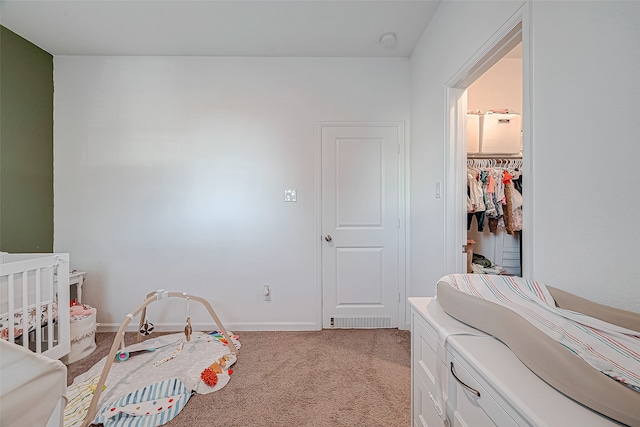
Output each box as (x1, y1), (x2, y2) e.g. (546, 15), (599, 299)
(444, 12), (532, 278)
(466, 43), (523, 276)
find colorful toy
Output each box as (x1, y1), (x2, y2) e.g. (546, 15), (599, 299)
(115, 339), (181, 362)
(200, 367), (218, 387)
(200, 355), (234, 387)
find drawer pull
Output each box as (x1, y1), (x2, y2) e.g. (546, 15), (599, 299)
(450, 362), (480, 397)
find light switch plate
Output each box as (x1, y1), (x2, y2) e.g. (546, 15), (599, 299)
(284, 189), (297, 202)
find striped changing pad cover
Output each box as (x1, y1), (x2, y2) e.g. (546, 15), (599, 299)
(438, 274), (640, 392)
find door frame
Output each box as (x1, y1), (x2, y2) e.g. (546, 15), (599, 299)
(316, 122), (407, 330)
(444, 4), (534, 278)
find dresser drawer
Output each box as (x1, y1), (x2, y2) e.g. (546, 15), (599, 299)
(411, 307), (449, 427)
(413, 369), (446, 427)
(411, 312), (439, 390)
(446, 349), (518, 427)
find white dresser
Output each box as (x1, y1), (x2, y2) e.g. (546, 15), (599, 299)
(409, 297), (622, 427)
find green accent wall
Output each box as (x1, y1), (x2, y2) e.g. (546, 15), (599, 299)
(0, 26), (54, 252)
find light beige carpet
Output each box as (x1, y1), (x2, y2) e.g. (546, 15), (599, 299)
(67, 329), (411, 427)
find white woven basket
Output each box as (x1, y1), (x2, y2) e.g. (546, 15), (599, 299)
(61, 311), (96, 364)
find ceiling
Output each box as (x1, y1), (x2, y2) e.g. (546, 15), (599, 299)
(0, 1), (441, 57)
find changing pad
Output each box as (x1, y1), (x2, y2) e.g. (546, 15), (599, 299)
(436, 274), (640, 426)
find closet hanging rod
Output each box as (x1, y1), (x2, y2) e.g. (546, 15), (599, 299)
(467, 157), (523, 172)
(467, 154), (522, 160)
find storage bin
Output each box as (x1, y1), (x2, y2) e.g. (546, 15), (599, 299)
(62, 310), (97, 364)
(480, 113), (521, 154)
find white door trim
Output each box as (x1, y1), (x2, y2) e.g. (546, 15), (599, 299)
(316, 121), (407, 329)
(443, 86), (469, 274)
(521, 3), (534, 279)
(443, 3), (534, 278)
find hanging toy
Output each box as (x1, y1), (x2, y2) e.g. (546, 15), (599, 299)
(139, 302), (154, 337)
(139, 319), (154, 336)
(184, 316), (192, 342)
(184, 296), (192, 341)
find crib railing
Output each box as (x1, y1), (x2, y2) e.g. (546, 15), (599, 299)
(0, 253), (70, 360)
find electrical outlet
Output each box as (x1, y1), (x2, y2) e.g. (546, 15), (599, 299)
(263, 284), (271, 302)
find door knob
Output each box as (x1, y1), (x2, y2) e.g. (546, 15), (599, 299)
(325, 235), (333, 242)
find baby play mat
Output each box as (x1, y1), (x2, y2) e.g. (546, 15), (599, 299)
(64, 331), (240, 427)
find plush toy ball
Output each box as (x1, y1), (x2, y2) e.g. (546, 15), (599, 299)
(140, 321), (154, 335)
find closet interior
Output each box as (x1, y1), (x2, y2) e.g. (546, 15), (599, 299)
(466, 42), (523, 276)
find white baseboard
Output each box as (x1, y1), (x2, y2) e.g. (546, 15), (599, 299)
(96, 321), (321, 333)
(96, 320), (411, 332)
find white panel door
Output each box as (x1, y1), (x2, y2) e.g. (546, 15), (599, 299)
(321, 125), (399, 328)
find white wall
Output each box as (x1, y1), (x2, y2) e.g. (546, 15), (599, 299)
(54, 56), (410, 330)
(529, 1), (639, 310)
(410, 1), (640, 313)
(409, 0), (523, 299)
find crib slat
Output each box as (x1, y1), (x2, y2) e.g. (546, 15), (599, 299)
(46, 267), (55, 349)
(21, 271), (29, 349)
(8, 273), (15, 343)
(35, 268), (42, 353)
(54, 257), (71, 358)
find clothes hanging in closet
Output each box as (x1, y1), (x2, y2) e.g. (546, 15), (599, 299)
(467, 160), (523, 235)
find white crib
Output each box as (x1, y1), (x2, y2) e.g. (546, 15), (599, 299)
(0, 252), (71, 360)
